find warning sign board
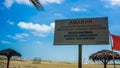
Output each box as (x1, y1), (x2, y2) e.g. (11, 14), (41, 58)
(54, 17), (109, 45)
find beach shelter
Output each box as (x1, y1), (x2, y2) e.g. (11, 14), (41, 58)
(0, 48), (21, 68)
(89, 50), (120, 68)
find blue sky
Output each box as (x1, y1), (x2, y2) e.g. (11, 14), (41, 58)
(0, 0), (120, 62)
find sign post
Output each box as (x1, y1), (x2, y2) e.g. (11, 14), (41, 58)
(54, 17), (109, 68)
(78, 44), (82, 68)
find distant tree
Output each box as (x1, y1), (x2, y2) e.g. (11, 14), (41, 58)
(32, 57), (41, 64)
(89, 50), (120, 68)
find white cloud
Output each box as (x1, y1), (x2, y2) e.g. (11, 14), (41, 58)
(40, 0), (64, 4)
(3, 0), (31, 8)
(54, 13), (65, 18)
(31, 31), (47, 37)
(33, 41), (41, 45)
(15, 0), (31, 5)
(3, 0), (14, 8)
(7, 33), (29, 40)
(71, 7), (87, 12)
(109, 0), (120, 6)
(7, 20), (14, 25)
(1, 40), (11, 44)
(18, 22), (55, 33)
(3, 0), (64, 8)
(50, 22), (55, 32)
(18, 22), (55, 37)
(102, 0), (120, 7)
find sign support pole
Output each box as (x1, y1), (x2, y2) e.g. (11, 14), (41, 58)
(78, 44), (82, 68)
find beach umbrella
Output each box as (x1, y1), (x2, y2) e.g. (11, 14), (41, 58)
(89, 50), (120, 68)
(0, 48), (21, 68)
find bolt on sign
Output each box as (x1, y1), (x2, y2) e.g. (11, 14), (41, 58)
(54, 17), (109, 45)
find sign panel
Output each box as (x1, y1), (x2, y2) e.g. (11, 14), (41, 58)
(54, 17), (109, 45)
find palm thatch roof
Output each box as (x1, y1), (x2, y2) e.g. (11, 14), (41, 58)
(0, 48), (21, 68)
(89, 50), (120, 62)
(0, 48), (21, 58)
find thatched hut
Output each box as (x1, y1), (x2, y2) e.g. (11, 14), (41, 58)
(89, 50), (120, 68)
(0, 48), (21, 68)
